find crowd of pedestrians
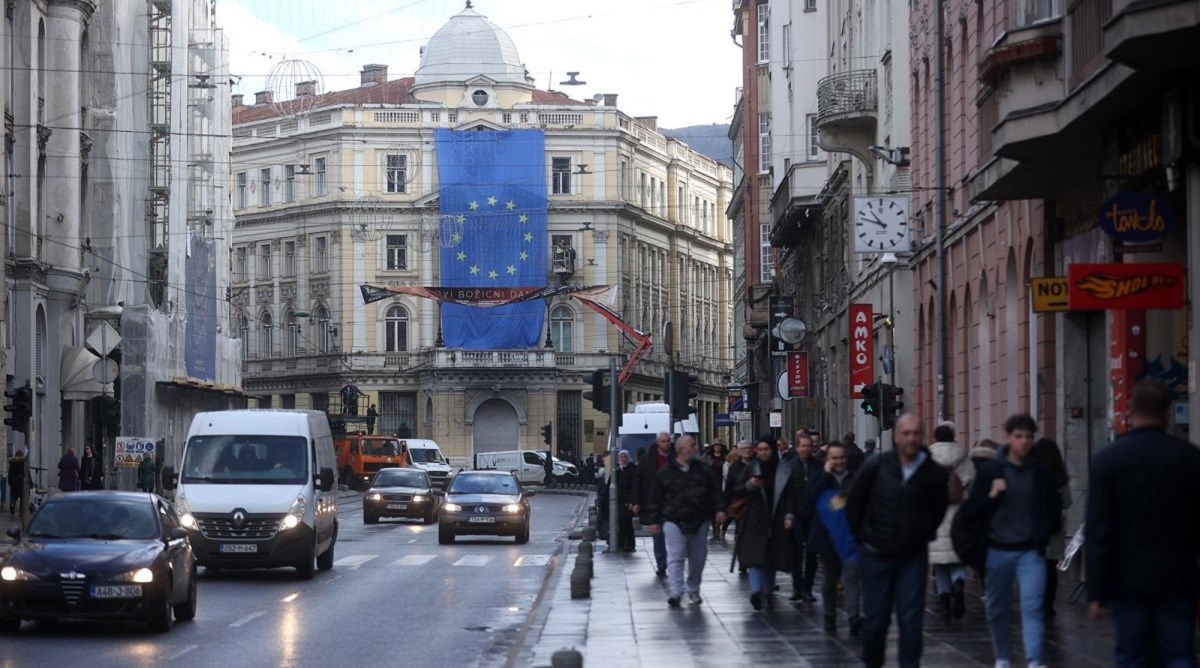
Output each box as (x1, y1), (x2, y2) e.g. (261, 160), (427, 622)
(596, 378), (1199, 668)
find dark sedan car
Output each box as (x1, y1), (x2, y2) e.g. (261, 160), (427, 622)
(438, 470), (531, 544)
(363, 467), (443, 524)
(0, 491), (196, 634)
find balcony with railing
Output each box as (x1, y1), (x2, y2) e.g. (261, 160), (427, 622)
(815, 70), (878, 130)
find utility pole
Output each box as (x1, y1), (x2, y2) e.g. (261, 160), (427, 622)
(933, 0), (948, 424)
(606, 355), (619, 553)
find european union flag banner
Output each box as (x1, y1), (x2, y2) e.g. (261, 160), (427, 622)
(436, 129), (548, 349)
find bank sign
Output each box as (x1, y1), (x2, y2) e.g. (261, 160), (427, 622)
(1067, 263), (1185, 310)
(1098, 193), (1174, 244)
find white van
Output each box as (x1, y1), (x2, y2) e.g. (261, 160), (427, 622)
(474, 450), (578, 485)
(401, 439), (454, 489)
(617, 402), (700, 456)
(163, 410), (338, 579)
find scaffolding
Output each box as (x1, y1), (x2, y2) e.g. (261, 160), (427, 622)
(147, 0), (172, 308)
(187, 20), (217, 234)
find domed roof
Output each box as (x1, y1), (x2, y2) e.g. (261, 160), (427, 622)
(414, 4), (528, 88)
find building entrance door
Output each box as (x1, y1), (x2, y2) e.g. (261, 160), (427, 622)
(471, 398), (519, 454)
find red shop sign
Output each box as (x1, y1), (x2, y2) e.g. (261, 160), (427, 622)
(849, 304), (874, 398)
(787, 351), (810, 398)
(1067, 263), (1185, 310)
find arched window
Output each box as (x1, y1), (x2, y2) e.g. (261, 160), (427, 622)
(551, 306), (573, 353)
(285, 310), (299, 357)
(385, 304), (409, 352)
(313, 306), (331, 353)
(260, 311), (273, 357)
(238, 316), (250, 359)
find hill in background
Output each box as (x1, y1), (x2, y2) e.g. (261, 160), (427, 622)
(661, 124), (733, 167)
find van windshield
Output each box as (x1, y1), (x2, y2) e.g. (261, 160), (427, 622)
(182, 435), (309, 484)
(619, 433), (657, 455)
(408, 448), (445, 464)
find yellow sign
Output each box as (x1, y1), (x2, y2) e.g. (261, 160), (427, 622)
(1031, 277), (1069, 313)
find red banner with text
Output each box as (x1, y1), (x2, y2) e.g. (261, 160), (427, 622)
(787, 351), (810, 398)
(849, 304), (874, 398)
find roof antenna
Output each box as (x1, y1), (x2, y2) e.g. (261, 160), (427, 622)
(465, 0), (473, 8)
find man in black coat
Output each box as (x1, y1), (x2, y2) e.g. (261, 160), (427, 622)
(632, 432), (674, 576)
(1087, 379), (1200, 666)
(807, 443), (860, 634)
(614, 450), (638, 552)
(788, 434), (822, 602)
(846, 413), (949, 668)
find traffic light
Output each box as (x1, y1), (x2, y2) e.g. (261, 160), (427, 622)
(859, 382), (880, 418)
(3, 384), (31, 435)
(96, 395), (121, 435)
(880, 384), (905, 430)
(541, 423), (553, 446)
(582, 369), (610, 413)
(666, 370), (699, 421)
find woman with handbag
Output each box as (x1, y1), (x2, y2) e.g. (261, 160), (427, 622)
(733, 435), (797, 611)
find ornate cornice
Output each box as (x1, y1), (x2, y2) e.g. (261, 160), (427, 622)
(47, 0), (98, 19)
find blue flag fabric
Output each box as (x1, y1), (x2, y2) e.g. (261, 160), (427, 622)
(816, 488), (860, 562)
(436, 129), (548, 349)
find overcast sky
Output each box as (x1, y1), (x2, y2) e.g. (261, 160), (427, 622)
(219, 0), (742, 129)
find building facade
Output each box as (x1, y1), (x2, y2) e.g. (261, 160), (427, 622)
(231, 6), (734, 462)
(4, 0), (241, 486)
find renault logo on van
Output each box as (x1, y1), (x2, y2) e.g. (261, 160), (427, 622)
(232, 510), (247, 529)
(476, 506), (488, 514)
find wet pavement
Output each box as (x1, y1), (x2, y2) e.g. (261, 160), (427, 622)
(519, 532), (1118, 667)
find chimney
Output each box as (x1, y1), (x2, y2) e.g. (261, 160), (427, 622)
(360, 64), (388, 86)
(254, 90), (273, 106)
(231, 93), (243, 108)
(635, 115), (657, 131)
(295, 80), (317, 97)
(603, 93), (618, 107)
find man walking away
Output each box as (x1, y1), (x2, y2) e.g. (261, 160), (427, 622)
(846, 414), (948, 668)
(644, 435), (724, 607)
(789, 434), (821, 602)
(7, 450), (27, 517)
(965, 414), (1060, 668)
(808, 443), (861, 634)
(1087, 379), (1200, 668)
(843, 432), (864, 472)
(632, 432), (675, 577)
(929, 421), (973, 621)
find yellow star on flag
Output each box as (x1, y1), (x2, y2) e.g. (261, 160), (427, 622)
(456, 251), (466, 261)
(451, 232), (462, 243)
(523, 232), (533, 242)
(488, 269), (499, 280)
(506, 265), (517, 275)
(469, 201), (479, 211)
(487, 196), (497, 206)
(518, 214), (529, 224)
(469, 265), (480, 275)
(456, 214), (466, 224)
(519, 251), (529, 261)
(506, 200), (516, 210)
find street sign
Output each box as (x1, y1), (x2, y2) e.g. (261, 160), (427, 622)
(769, 411), (782, 428)
(731, 411), (752, 422)
(87, 322), (122, 357)
(714, 413), (735, 427)
(1030, 277), (1069, 313)
(787, 351), (810, 397)
(92, 358), (119, 384)
(849, 304), (874, 397)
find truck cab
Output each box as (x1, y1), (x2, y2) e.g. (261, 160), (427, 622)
(334, 434), (408, 490)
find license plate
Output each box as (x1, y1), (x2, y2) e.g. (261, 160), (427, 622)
(468, 516), (495, 524)
(91, 585), (142, 599)
(219, 543), (258, 554)
(386, 503), (408, 510)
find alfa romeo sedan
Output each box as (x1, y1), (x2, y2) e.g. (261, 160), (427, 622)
(438, 470), (531, 545)
(0, 491), (197, 633)
(362, 467), (443, 524)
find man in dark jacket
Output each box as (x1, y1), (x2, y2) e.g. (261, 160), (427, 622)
(1087, 379), (1200, 667)
(789, 434), (822, 602)
(846, 413), (949, 668)
(843, 432), (865, 472)
(614, 450), (638, 552)
(644, 435), (724, 607)
(632, 432), (674, 576)
(965, 414), (1061, 668)
(808, 443), (860, 634)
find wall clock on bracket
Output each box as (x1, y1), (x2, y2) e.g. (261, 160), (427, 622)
(852, 195), (910, 253)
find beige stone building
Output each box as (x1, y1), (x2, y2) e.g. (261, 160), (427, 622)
(231, 6), (734, 462)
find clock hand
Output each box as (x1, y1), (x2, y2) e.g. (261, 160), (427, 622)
(865, 214), (887, 228)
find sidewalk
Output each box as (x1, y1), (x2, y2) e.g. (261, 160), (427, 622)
(517, 532), (1116, 667)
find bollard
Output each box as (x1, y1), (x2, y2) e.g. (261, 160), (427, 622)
(573, 557), (593, 579)
(581, 526), (597, 542)
(551, 648), (584, 668)
(570, 565), (590, 599)
(577, 540), (594, 558)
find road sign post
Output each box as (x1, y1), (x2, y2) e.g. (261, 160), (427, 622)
(607, 356), (620, 553)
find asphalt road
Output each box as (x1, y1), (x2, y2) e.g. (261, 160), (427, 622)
(0, 492), (586, 668)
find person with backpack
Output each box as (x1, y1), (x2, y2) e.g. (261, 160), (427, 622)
(928, 421), (973, 621)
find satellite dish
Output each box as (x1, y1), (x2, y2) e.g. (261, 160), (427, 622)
(592, 93), (604, 103)
(772, 317), (807, 344)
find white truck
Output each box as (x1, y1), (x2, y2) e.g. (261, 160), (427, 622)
(617, 402), (700, 456)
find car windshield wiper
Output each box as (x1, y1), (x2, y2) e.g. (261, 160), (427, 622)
(182, 475), (234, 483)
(87, 533), (128, 541)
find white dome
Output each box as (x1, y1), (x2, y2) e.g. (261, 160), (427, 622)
(414, 5), (528, 88)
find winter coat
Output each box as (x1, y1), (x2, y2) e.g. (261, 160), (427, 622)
(137, 457), (156, 492)
(724, 458), (751, 509)
(968, 445), (997, 472)
(959, 452), (1062, 555)
(80, 453), (103, 490)
(733, 458), (797, 570)
(807, 469), (855, 556)
(615, 462), (637, 509)
(846, 449), (949, 558)
(790, 457), (823, 534)
(644, 458), (722, 529)
(927, 440), (974, 565)
(57, 453), (80, 491)
(631, 446), (673, 512)
(7, 455), (27, 496)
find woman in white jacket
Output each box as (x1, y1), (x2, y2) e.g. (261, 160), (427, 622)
(928, 421), (974, 621)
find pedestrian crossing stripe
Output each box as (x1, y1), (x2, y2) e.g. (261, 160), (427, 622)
(392, 554), (437, 567)
(453, 555), (493, 567)
(515, 555), (551, 567)
(336, 554), (552, 568)
(331, 554), (378, 568)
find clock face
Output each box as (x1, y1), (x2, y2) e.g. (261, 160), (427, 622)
(854, 196), (910, 252)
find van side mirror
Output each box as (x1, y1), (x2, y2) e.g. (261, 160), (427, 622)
(317, 467), (335, 492)
(161, 466), (177, 491)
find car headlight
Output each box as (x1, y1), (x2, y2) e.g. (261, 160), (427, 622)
(115, 567), (154, 584)
(503, 504), (521, 513)
(280, 496), (306, 530)
(1, 566), (38, 582)
(443, 503), (462, 512)
(412, 495), (425, 503)
(368, 493), (382, 501)
(175, 496), (198, 530)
